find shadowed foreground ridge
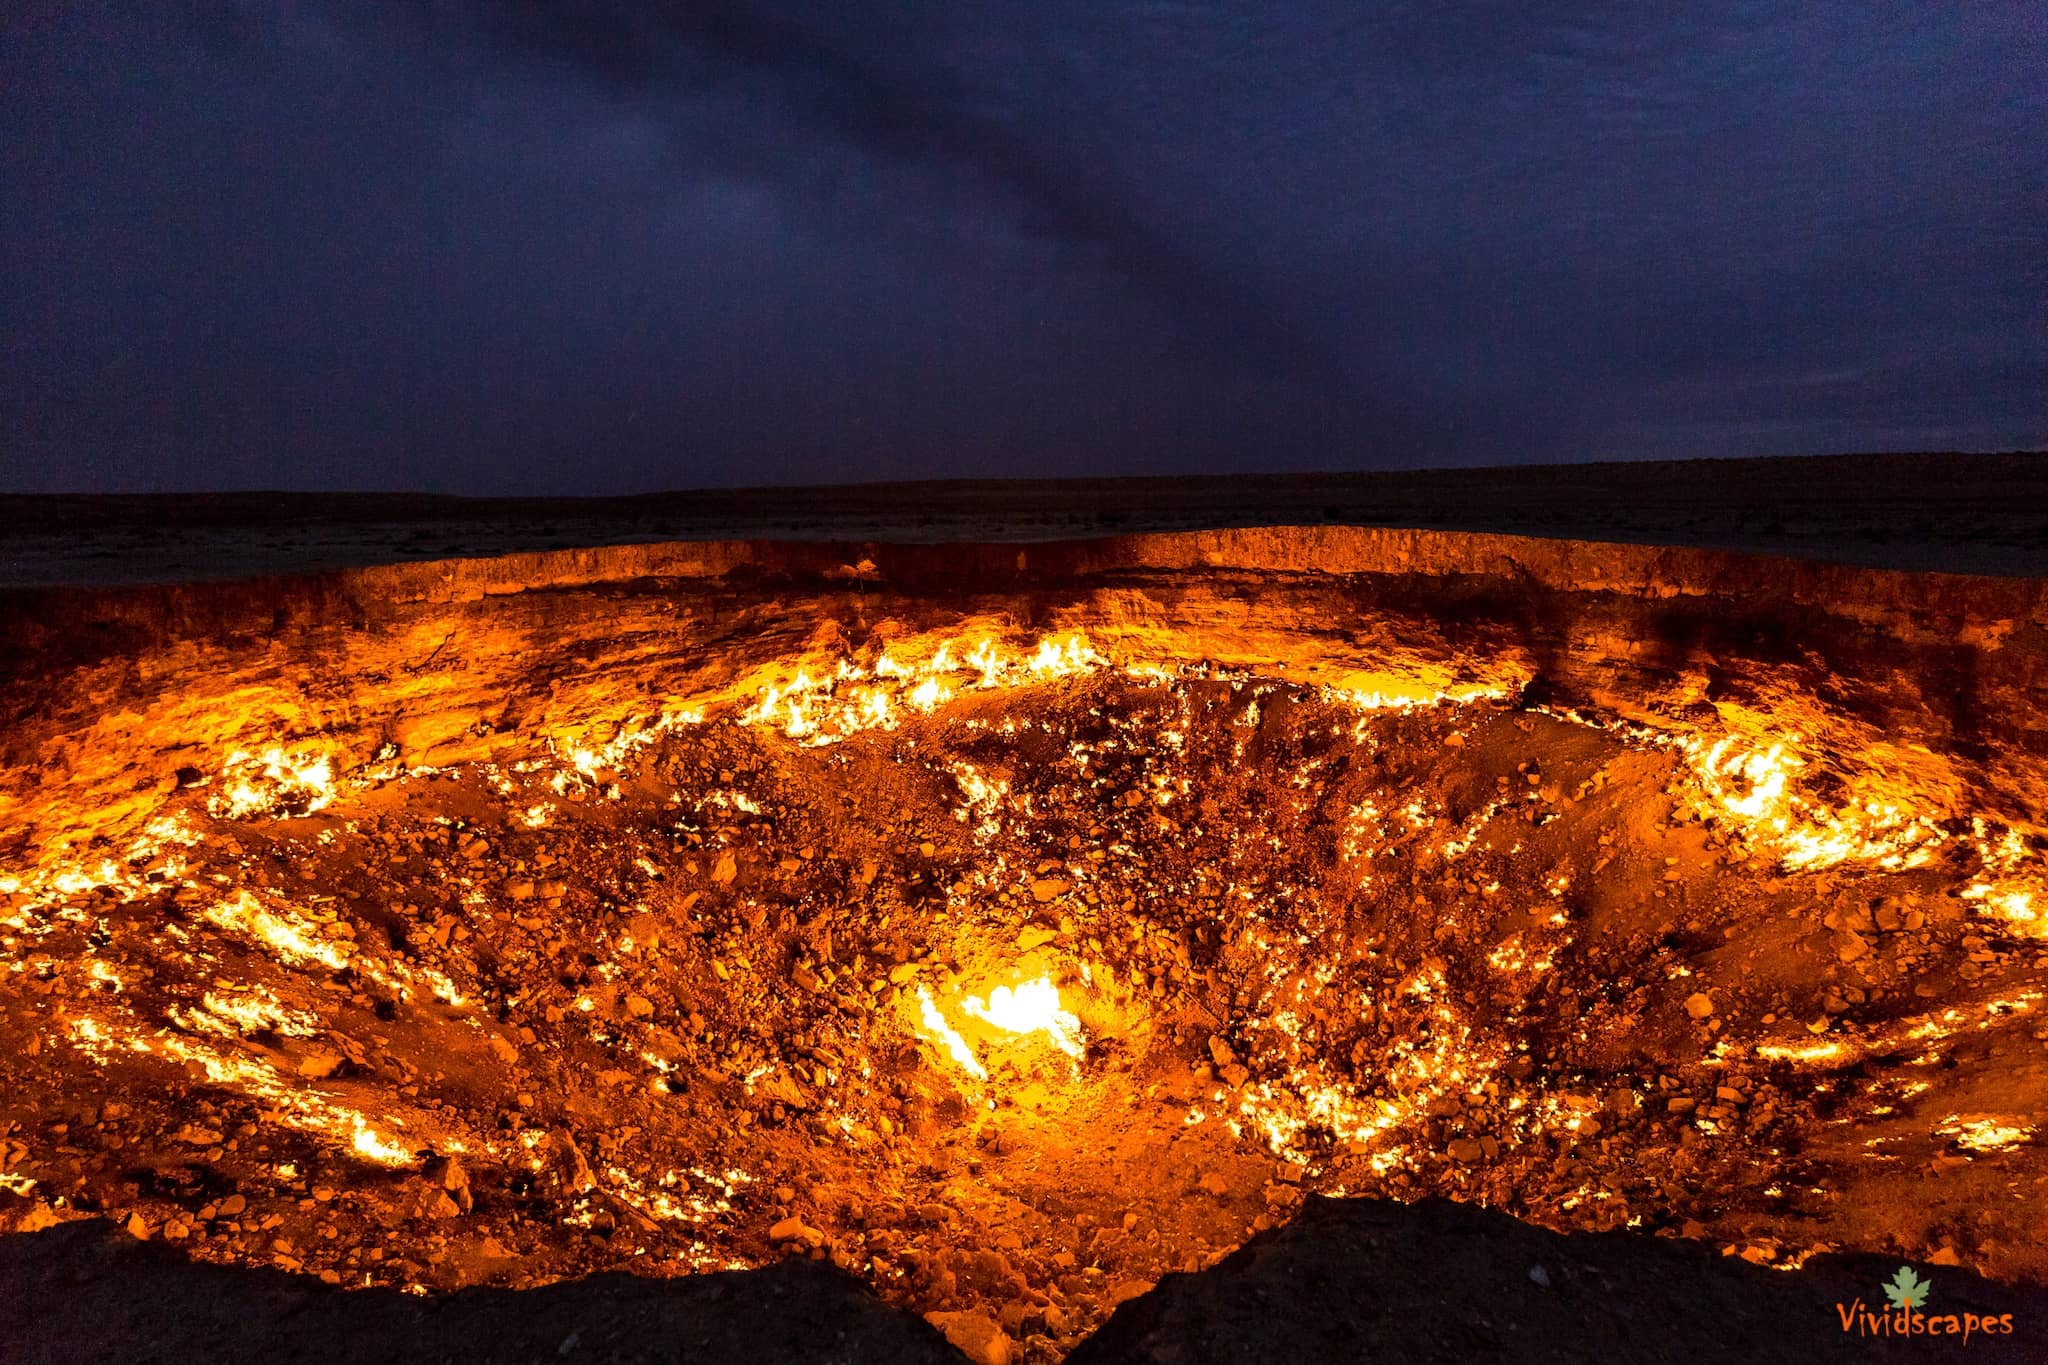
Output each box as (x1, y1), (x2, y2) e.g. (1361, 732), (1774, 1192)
(6, 1198), (2046, 1365)
(1067, 1197), (2048, 1365)
(0, 1216), (963, 1365)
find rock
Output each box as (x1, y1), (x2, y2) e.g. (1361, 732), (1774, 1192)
(296, 1048), (344, 1079)
(174, 1124), (222, 1147)
(1447, 1137), (1486, 1163)
(1207, 1036), (1236, 1067)
(1029, 878), (1068, 903)
(505, 878), (536, 901)
(769, 1215), (825, 1248)
(1683, 992), (1715, 1020)
(926, 1310), (1012, 1365)
(1016, 925), (1057, 951)
(218, 1194), (247, 1217)
(711, 851), (739, 885)
(440, 1159), (473, 1212)
(488, 1035), (519, 1065)
(124, 1212), (150, 1240)
(1197, 1172), (1232, 1197)
(889, 962), (920, 985)
(1929, 1246), (1962, 1266)
(625, 994), (655, 1018)
(1835, 931), (1869, 963)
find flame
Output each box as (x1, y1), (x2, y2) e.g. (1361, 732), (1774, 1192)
(205, 891), (349, 972)
(1940, 1114), (2034, 1153)
(1959, 820), (2046, 937)
(740, 631), (1104, 745)
(556, 708), (704, 789)
(1535, 708), (1961, 878)
(66, 1012), (418, 1168)
(209, 747), (336, 820)
(176, 985), (318, 1039)
(1754, 1040), (1849, 1065)
(351, 1120), (415, 1165)
(914, 984), (986, 1079)
(961, 975), (1084, 1058)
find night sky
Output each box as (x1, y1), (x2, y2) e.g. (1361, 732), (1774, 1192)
(5, 2), (2043, 494)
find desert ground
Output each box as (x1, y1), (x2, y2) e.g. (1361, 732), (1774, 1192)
(3, 451), (2045, 588)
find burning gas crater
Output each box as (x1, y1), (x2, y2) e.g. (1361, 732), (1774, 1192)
(5, 590), (2048, 1361)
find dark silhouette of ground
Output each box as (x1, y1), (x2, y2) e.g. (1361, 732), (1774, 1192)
(8, 1198), (2046, 1364)
(4, 451), (2044, 586)
(0, 1216), (965, 1365)
(1067, 1197), (2048, 1365)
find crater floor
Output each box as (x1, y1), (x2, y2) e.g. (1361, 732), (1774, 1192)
(4, 642), (2045, 1362)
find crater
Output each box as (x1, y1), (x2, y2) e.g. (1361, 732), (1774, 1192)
(2, 528), (2045, 1361)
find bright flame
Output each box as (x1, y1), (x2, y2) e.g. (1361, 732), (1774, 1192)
(205, 892), (348, 971)
(1940, 1114), (2034, 1153)
(915, 984), (986, 1079)
(961, 975), (1084, 1058)
(740, 632), (1104, 745)
(208, 747), (336, 820)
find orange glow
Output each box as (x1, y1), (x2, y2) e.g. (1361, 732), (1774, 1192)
(209, 747), (336, 820)
(914, 984), (987, 1079)
(961, 975), (1084, 1058)
(739, 631), (1104, 745)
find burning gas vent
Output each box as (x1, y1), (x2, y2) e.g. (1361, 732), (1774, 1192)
(2, 528), (2045, 1362)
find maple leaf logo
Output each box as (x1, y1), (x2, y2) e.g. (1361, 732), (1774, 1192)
(1884, 1266), (1930, 1311)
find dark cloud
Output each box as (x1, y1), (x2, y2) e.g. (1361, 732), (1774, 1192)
(3, 1), (2041, 492)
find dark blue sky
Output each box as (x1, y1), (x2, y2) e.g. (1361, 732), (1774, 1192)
(4, 1), (2042, 493)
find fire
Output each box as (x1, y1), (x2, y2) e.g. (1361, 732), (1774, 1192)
(350, 1120), (416, 1165)
(739, 631), (1104, 745)
(1940, 1114), (2034, 1154)
(209, 747), (336, 820)
(1754, 1040), (1850, 1065)
(1959, 820), (2046, 938)
(176, 986), (319, 1039)
(961, 975), (1084, 1059)
(205, 891), (349, 972)
(914, 984), (987, 1080)
(557, 708), (705, 789)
